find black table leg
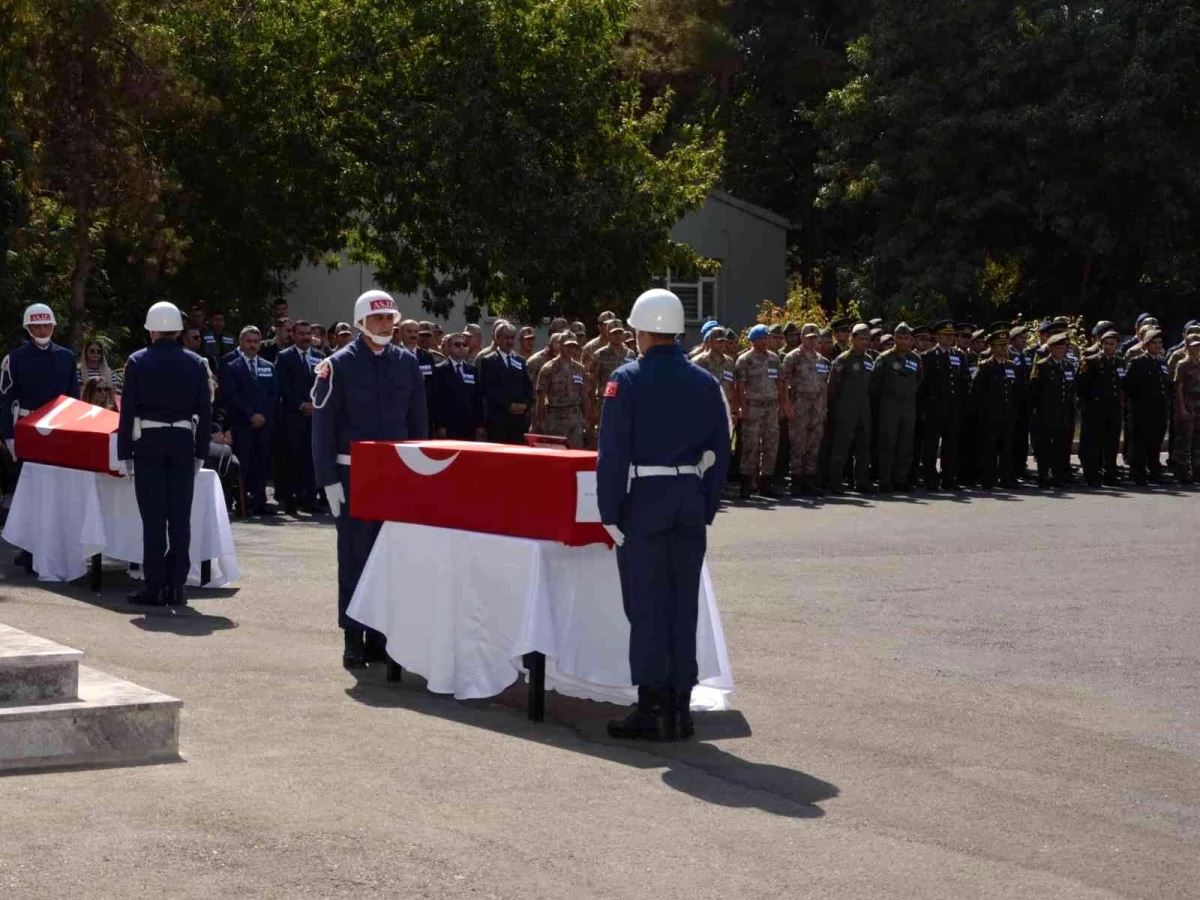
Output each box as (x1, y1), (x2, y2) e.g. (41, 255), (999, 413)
(89, 554), (102, 593)
(523, 651), (546, 722)
(200, 560), (211, 587)
(386, 659), (403, 683)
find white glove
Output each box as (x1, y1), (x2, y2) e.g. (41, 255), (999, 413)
(697, 450), (717, 476)
(603, 523), (625, 547)
(325, 482), (345, 518)
(194, 458), (204, 475)
(4, 438), (14, 462)
(123, 459), (135, 478)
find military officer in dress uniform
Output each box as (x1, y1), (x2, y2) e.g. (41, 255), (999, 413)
(1008, 325), (1035, 481)
(221, 326), (278, 515)
(735, 324), (785, 498)
(276, 320), (325, 514)
(1077, 330), (1124, 487)
(312, 290), (429, 668)
(118, 302), (212, 606)
(1, 303), (83, 568)
(1028, 332), (1077, 488)
(1123, 329), (1171, 486)
(781, 324), (829, 496)
(598, 289), (730, 742)
(971, 329), (1019, 491)
(827, 323), (876, 494)
(919, 320), (969, 491)
(871, 323), (922, 492)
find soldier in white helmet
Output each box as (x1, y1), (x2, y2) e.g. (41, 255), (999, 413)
(311, 290), (429, 669)
(117, 302), (213, 606)
(1, 304), (81, 570)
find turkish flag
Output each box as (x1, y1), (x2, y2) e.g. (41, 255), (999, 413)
(13, 395), (122, 475)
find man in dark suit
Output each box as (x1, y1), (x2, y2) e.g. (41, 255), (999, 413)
(479, 321), (533, 443)
(275, 319), (325, 513)
(220, 326), (278, 515)
(430, 332), (484, 440)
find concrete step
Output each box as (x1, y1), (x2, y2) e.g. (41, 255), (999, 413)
(0, 623), (82, 705)
(0, 666), (180, 773)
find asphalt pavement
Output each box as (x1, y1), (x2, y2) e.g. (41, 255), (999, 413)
(1, 482), (1198, 899)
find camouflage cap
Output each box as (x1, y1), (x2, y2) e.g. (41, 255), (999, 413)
(800, 323), (821, 338)
(782, 322), (799, 335)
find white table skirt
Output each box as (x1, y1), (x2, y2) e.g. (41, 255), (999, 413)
(346, 522), (734, 709)
(3, 463), (239, 587)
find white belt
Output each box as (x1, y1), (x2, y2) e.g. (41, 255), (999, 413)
(336, 453), (352, 466)
(134, 418), (195, 441)
(631, 464), (700, 478)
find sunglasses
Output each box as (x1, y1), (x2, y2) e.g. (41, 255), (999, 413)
(95, 386), (112, 394)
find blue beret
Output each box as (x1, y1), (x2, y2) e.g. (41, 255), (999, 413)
(701, 320), (720, 336)
(748, 324), (769, 341)
(1135, 312), (1152, 326)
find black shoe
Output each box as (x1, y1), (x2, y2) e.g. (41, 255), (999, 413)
(342, 629), (367, 670)
(877, 483), (893, 494)
(253, 505), (278, 516)
(364, 630), (389, 663)
(790, 479), (804, 498)
(857, 484), (877, 495)
(759, 477), (780, 498)
(1000, 480), (1018, 490)
(673, 688), (695, 740)
(165, 585), (188, 608)
(1134, 476), (1149, 487)
(14, 549), (32, 570)
(128, 585), (165, 606)
(284, 503), (299, 517)
(607, 686), (675, 741)
(739, 482), (753, 499)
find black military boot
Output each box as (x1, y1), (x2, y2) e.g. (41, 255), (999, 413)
(127, 585), (165, 606)
(790, 477), (804, 498)
(607, 685), (675, 741)
(342, 628), (367, 670)
(165, 585), (188, 608)
(760, 476), (780, 498)
(674, 687), (695, 740)
(364, 629), (389, 663)
(739, 479), (754, 500)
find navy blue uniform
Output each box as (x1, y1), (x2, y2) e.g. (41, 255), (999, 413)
(479, 351), (533, 443)
(430, 358), (482, 439)
(118, 340), (212, 592)
(311, 336), (428, 629)
(276, 345), (325, 507)
(0, 341), (81, 441)
(597, 344), (730, 689)
(221, 353), (278, 511)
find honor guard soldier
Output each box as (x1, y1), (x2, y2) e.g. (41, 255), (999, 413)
(735, 324), (785, 498)
(826, 323), (876, 494)
(534, 336), (590, 448)
(919, 320), (969, 491)
(1077, 330), (1125, 487)
(312, 291), (429, 669)
(870, 323), (922, 492)
(598, 289), (731, 742)
(1028, 332), (1077, 487)
(1123, 329), (1171, 486)
(1, 303), (82, 568)
(971, 329), (1019, 490)
(117, 302), (212, 606)
(781, 324), (830, 496)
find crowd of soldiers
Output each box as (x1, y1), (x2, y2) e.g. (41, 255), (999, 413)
(692, 313), (1200, 499)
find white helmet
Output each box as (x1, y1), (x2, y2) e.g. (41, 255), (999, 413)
(353, 290), (400, 326)
(627, 289), (685, 335)
(23, 303), (56, 329)
(144, 301), (184, 332)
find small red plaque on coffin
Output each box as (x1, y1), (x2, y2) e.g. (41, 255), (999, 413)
(14, 395), (121, 475)
(350, 440), (610, 547)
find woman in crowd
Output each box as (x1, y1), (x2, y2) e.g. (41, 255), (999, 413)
(79, 340), (121, 390)
(310, 323), (329, 355)
(81, 375), (119, 410)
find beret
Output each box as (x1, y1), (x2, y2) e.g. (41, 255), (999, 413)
(747, 324), (769, 341)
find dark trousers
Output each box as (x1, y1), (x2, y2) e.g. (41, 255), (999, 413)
(233, 424), (272, 508)
(877, 402), (916, 488)
(828, 404), (871, 489)
(1012, 407), (1031, 475)
(1080, 403), (1121, 481)
(1036, 420), (1072, 481)
(1129, 415), (1167, 480)
(133, 430), (196, 590)
(978, 419), (1014, 488)
(486, 413), (528, 445)
(614, 480), (705, 688)
(922, 410), (960, 487)
(959, 411), (979, 484)
(280, 416), (315, 506)
(774, 418), (790, 481)
(335, 466), (384, 635)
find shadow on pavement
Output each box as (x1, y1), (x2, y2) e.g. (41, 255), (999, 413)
(346, 669), (838, 819)
(130, 608), (237, 636)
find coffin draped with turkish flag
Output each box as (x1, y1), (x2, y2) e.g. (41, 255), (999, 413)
(349, 440), (611, 547)
(13, 395), (122, 475)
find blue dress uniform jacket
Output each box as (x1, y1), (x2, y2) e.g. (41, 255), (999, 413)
(0, 341), (81, 440)
(276, 345), (325, 506)
(117, 340), (212, 592)
(430, 359), (482, 439)
(311, 336), (429, 629)
(596, 344), (731, 689)
(479, 351), (533, 443)
(221, 353), (278, 511)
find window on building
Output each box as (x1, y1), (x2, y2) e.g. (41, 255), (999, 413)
(652, 270), (719, 323)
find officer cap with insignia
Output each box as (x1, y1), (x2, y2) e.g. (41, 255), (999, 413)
(783, 322), (799, 335)
(819, 326), (833, 338)
(869, 327), (883, 338)
(932, 319), (957, 335)
(1092, 320), (1116, 337)
(1049, 318), (1069, 332)
(800, 323), (821, 338)
(1101, 330), (1121, 342)
(956, 322), (975, 336)
(911, 324), (931, 337)
(868, 318), (884, 328)
(1009, 324), (1028, 339)
(893, 322), (913, 336)
(851, 323), (871, 336)
(988, 327), (1010, 344)
(831, 318), (853, 332)
(971, 328), (986, 341)
(987, 321), (1012, 334)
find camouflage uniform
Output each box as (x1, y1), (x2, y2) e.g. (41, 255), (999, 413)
(526, 347), (555, 390)
(781, 348), (829, 478)
(591, 344), (635, 419)
(1173, 357), (1200, 477)
(693, 349), (736, 409)
(537, 356), (588, 448)
(580, 335), (606, 370)
(735, 349), (781, 478)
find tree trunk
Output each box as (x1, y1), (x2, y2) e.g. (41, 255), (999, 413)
(69, 212), (91, 350)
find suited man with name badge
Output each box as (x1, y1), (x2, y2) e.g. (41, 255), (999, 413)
(480, 321), (533, 443)
(276, 319), (325, 513)
(431, 332), (484, 440)
(221, 326), (278, 515)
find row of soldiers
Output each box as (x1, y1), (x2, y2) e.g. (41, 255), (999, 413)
(688, 314), (1200, 497)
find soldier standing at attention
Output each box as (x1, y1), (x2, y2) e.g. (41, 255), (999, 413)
(870, 323), (922, 493)
(826, 323), (876, 494)
(525, 329), (560, 390)
(1173, 336), (1200, 484)
(535, 336), (590, 448)
(1124, 329), (1171, 486)
(1028, 332), (1077, 488)
(919, 320), (969, 491)
(971, 329), (1019, 491)
(581, 311), (615, 369)
(818, 327), (835, 360)
(1008, 325), (1035, 481)
(1077, 330), (1125, 487)
(908, 324), (932, 486)
(734, 324), (785, 498)
(829, 319), (853, 357)
(597, 289), (730, 742)
(781, 323), (830, 497)
(591, 320), (635, 426)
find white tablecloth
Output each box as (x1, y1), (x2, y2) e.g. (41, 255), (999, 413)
(3, 463), (239, 587)
(347, 522), (734, 709)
